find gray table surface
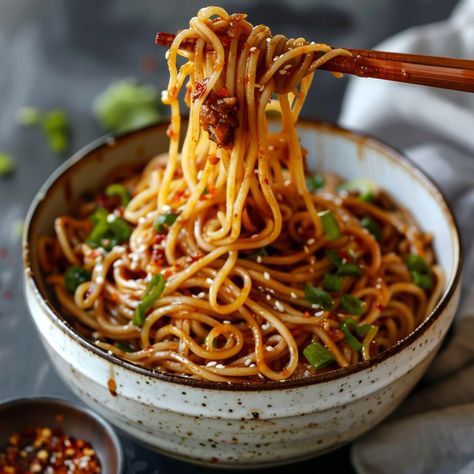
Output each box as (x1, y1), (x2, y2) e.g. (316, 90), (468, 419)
(0, 0), (460, 472)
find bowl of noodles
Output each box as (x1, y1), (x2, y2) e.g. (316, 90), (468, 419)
(23, 6), (461, 469)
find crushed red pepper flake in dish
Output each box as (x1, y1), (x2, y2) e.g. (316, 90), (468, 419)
(0, 426), (101, 473)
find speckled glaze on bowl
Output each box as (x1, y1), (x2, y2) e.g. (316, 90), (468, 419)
(23, 121), (462, 469)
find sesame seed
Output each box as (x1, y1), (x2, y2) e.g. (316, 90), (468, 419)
(249, 363), (256, 368)
(206, 361), (217, 367)
(307, 238), (315, 245)
(314, 311), (324, 317)
(223, 320), (231, 325)
(162, 205), (171, 212)
(278, 69), (287, 75)
(258, 373), (265, 379)
(274, 301), (285, 312)
(215, 364), (225, 369)
(266, 346), (275, 352)
(290, 292), (297, 299)
(283, 64), (292, 70)
(304, 245), (310, 253)
(263, 272), (271, 280)
(256, 256), (263, 263)
(249, 46), (257, 52)
(197, 170), (203, 179)
(244, 358), (252, 366)
(197, 291), (206, 298)
(206, 278), (213, 285)
(107, 350), (113, 356)
(266, 294), (272, 301)
(261, 323), (271, 331)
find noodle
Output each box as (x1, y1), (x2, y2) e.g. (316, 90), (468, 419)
(39, 7), (443, 382)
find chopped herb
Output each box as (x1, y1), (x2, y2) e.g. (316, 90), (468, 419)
(154, 212), (179, 233)
(115, 342), (135, 353)
(318, 210), (341, 240)
(64, 266), (91, 294)
(306, 174), (325, 193)
(244, 247), (269, 259)
(16, 106), (41, 126)
(303, 342), (335, 369)
(41, 109), (69, 155)
(201, 187), (209, 196)
(304, 284), (333, 311)
(0, 153), (15, 176)
(87, 207), (132, 249)
(105, 183), (131, 206)
(93, 79), (163, 133)
(340, 295), (366, 315)
(406, 255), (433, 290)
(337, 178), (377, 202)
(323, 273), (343, 292)
(133, 274), (166, 326)
(326, 249), (343, 266)
(361, 216), (382, 241)
(411, 271), (433, 290)
(406, 255), (430, 274)
(337, 262), (362, 276)
(341, 319), (372, 351)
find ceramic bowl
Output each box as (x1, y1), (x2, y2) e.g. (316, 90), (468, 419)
(23, 121), (462, 469)
(0, 397), (123, 473)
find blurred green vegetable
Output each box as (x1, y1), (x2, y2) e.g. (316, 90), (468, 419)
(16, 106), (41, 126)
(0, 153), (15, 176)
(93, 79), (163, 133)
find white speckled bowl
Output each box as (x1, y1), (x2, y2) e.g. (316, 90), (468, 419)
(23, 121), (462, 469)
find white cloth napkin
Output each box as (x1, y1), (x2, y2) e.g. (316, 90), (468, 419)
(339, 1), (474, 473)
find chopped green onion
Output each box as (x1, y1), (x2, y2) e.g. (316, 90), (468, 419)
(411, 271), (433, 290)
(87, 207), (132, 249)
(93, 79), (163, 133)
(341, 323), (363, 351)
(106, 183), (131, 206)
(340, 295), (366, 315)
(133, 274), (166, 326)
(361, 216), (382, 241)
(16, 106), (41, 126)
(326, 249), (343, 266)
(406, 255), (433, 290)
(337, 262), (362, 276)
(323, 273), (343, 292)
(304, 284), (333, 311)
(115, 342), (135, 353)
(303, 342), (335, 369)
(201, 187), (209, 196)
(0, 153), (15, 176)
(337, 178), (377, 202)
(318, 210), (341, 240)
(64, 266), (91, 294)
(341, 318), (372, 351)
(406, 255), (430, 274)
(306, 174), (325, 193)
(41, 109), (69, 155)
(154, 212), (179, 233)
(244, 247), (269, 259)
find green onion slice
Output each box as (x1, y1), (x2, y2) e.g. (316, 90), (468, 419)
(326, 249), (343, 266)
(154, 212), (179, 233)
(133, 274), (166, 327)
(306, 174), (325, 193)
(360, 216), (382, 241)
(64, 266), (91, 294)
(337, 262), (362, 276)
(411, 271), (433, 290)
(303, 342), (335, 369)
(115, 342), (135, 353)
(87, 208), (132, 249)
(340, 294), (366, 315)
(304, 284), (333, 311)
(341, 319), (372, 352)
(323, 273), (343, 292)
(106, 183), (131, 206)
(244, 247), (269, 259)
(337, 178), (377, 202)
(318, 210), (341, 241)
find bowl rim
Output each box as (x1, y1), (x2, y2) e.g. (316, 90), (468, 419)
(23, 119), (462, 392)
(0, 396), (124, 472)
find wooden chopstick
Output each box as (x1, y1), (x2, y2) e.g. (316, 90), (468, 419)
(155, 32), (474, 93)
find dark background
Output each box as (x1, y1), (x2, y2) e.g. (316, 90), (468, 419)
(0, 1), (460, 472)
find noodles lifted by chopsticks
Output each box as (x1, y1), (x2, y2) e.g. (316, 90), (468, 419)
(40, 7), (443, 382)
